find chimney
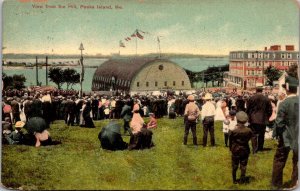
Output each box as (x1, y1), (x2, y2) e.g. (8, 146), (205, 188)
(264, 47), (267, 51)
(286, 45), (294, 51)
(270, 45), (281, 51)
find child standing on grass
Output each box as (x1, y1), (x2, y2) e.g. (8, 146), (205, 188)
(222, 110), (237, 147)
(229, 111), (253, 184)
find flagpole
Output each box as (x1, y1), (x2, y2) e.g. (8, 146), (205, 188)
(135, 35), (137, 56)
(157, 36), (161, 58)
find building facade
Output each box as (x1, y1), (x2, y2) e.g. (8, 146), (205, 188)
(91, 58), (192, 95)
(224, 45), (299, 89)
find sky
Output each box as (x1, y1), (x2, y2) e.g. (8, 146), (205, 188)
(2, 0), (299, 55)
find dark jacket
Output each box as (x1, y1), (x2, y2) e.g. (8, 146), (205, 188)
(246, 93), (272, 125)
(273, 95), (299, 151)
(229, 124), (253, 156)
(121, 104), (132, 122)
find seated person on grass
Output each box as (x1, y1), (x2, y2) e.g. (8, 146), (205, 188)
(4, 121), (24, 145)
(128, 109), (154, 150)
(34, 130), (53, 147)
(147, 113), (157, 129)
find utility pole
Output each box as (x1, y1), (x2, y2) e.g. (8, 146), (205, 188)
(45, 56), (48, 86)
(36, 56), (39, 86)
(79, 43), (84, 98)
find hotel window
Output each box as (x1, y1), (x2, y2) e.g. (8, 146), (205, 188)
(287, 53), (292, 59)
(251, 70), (254, 75)
(252, 53), (255, 58)
(137, 82), (140, 87)
(146, 82), (149, 87)
(248, 53), (252, 58)
(273, 53), (276, 58)
(182, 81), (185, 86)
(281, 53), (285, 59)
(155, 81), (158, 87)
(297, 54), (299, 58)
(173, 81), (176, 86)
(164, 81), (167, 86)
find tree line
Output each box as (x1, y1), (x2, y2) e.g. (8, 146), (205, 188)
(185, 64), (229, 87)
(2, 68), (80, 91)
(185, 63), (298, 88)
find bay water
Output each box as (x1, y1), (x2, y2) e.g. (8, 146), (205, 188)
(2, 57), (228, 91)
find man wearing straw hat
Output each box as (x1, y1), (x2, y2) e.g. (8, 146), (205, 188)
(183, 95), (200, 145)
(201, 93), (216, 147)
(271, 75), (299, 189)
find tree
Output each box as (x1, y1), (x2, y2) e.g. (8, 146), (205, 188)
(2, 73), (26, 90)
(48, 67), (64, 89)
(12, 74), (26, 90)
(2, 73), (13, 90)
(287, 63), (298, 79)
(264, 66), (282, 86)
(63, 68), (80, 90)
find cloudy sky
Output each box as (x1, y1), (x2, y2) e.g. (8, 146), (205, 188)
(2, 0), (299, 55)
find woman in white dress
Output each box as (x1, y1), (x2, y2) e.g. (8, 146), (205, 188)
(214, 98), (228, 121)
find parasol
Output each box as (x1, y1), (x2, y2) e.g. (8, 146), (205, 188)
(3, 104), (12, 113)
(24, 117), (49, 134)
(98, 121), (127, 150)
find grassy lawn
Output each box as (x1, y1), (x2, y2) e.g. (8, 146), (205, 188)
(1, 117), (294, 190)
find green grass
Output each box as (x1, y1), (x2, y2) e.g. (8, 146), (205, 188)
(1, 118), (295, 190)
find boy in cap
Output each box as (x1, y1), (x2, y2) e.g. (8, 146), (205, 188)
(229, 111), (253, 184)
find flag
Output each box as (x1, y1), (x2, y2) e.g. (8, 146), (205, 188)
(119, 41), (125, 48)
(131, 33), (136, 37)
(136, 31), (144, 39)
(125, 37), (131, 41)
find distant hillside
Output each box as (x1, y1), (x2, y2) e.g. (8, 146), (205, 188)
(3, 53), (228, 59)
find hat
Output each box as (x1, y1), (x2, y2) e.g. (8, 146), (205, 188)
(203, 93), (213, 100)
(229, 110), (236, 116)
(149, 113), (155, 117)
(268, 95), (275, 101)
(236, 111), (248, 124)
(133, 104), (139, 111)
(255, 83), (264, 91)
(15, 121), (25, 128)
(282, 75), (299, 91)
(187, 95), (195, 101)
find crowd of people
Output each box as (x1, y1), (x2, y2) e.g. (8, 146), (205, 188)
(2, 75), (298, 189)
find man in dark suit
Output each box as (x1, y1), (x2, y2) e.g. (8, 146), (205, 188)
(91, 96), (99, 120)
(271, 75), (299, 189)
(246, 85), (272, 153)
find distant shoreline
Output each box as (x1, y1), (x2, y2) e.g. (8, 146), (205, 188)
(2, 65), (98, 69)
(2, 53), (228, 60)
